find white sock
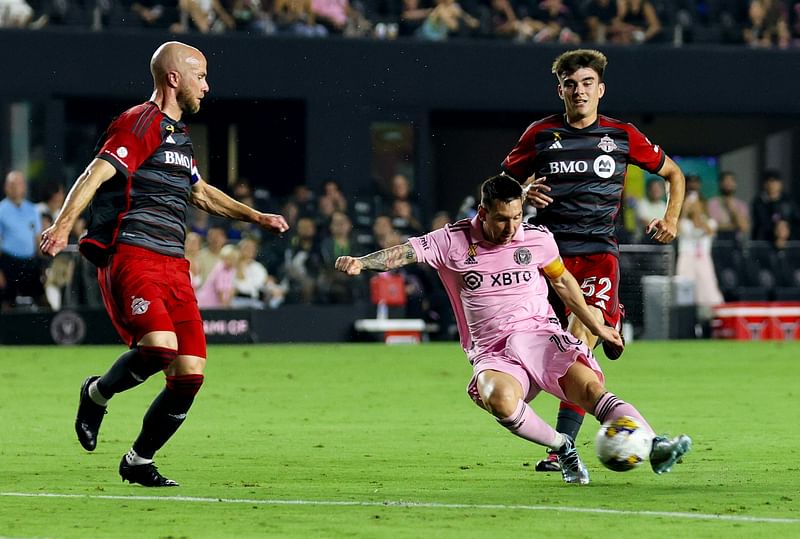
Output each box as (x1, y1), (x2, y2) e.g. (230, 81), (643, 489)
(126, 448), (153, 466)
(88, 380), (108, 406)
(549, 432), (567, 452)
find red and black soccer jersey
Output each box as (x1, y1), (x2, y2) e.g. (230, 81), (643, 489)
(80, 102), (200, 266)
(502, 113), (666, 257)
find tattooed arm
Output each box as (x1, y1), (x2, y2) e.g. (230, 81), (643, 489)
(335, 242), (418, 275)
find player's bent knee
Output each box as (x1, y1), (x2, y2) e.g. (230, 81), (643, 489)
(131, 346), (178, 379)
(166, 374), (204, 397)
(481, 384), (520, 418)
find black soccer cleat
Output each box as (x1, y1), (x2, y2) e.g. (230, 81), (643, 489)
(119, 455), (179, 487)
(75, 375), (107, 451)
(534, 452), (561, 472)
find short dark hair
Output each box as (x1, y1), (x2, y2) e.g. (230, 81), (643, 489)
(762, 169), (782, 184)
(552, 49), (608, 81)
(480, 175), (522, 209)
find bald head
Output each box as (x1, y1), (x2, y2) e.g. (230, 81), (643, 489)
(149, 41), (209, 116)
(150, 42), (205, 84)
(4, 170), (27, 203)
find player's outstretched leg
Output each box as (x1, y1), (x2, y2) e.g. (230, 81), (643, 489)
(119, 374), (203, 487)
(650, 435), (693, 474)
(75, 346), (177, 451)
(536, 401), (585, 473)
(75, 375), (106, 451)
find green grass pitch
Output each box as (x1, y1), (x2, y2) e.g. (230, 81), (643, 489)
(1, 341), (798, 538)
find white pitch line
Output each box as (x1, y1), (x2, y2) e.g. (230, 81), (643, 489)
(1, 492), (798, 525)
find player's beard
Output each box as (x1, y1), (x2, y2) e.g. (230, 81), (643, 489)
(177, 86), (200, 115)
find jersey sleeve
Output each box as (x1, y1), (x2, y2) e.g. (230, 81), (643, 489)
(626, 123), (666, 174)
(191, 158), (202, 185)
(501, 124), (538, 181)
(96, 107), (163, 176)
(408, 226), (452, 270)
(536, 227), (562, 272)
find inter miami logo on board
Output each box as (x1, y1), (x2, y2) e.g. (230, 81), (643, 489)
(513, 248), (532, 265)
(598, 135), (617, 153)
(465, 243), (478, 265)
(462, 271), (483, 291)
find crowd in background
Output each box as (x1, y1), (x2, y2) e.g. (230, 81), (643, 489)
(2, 0), (800, 48)
(1, 167), (799, 335)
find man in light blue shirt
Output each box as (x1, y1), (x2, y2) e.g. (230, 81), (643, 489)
(0, 170), (46, 309)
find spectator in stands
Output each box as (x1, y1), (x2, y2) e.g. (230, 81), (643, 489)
(609, 0), (662, 44)
(127, 0), (180, 29)
(184, 231), (204, 289)
(391, 198), (425, 239)
(196, 225), (228, 284)
(231, 237), (271, 308)
(228, 180), (262, 241)
(430, 210), (451, 230)
(529, 0), (580, 43)
(289, 183), (317, 216)
(318, 210), (365, 303)
(399, 0), (433, 35)
(171, 0), (236, 32)
(743, 0), (790, 48)
(583, 0), (618, 43)
(751, 170), (800, 242)
(274, 0), (327, 35)
(35, 182), (65, 222)
(707, 171), (750, 243)
(0, 0), (33, 27)
(44, 253), (75, 311)
(371, 214), (395, 251)
(319, 179), (348, 214)
(310, 0), (348, 32)
(636, 178), (667, 243)
(283, 215), (322, 303)
(0, 170), (47, 310)
(676, 178), (724, 321)
(229, 0), (276, 32)
(196, 244), (238, 308)
(415, 0), (479, 40)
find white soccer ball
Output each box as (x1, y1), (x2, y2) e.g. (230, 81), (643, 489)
(595, 416), (653, 472)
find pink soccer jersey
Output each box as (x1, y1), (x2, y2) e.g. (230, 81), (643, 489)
(408, 216), (562, 359)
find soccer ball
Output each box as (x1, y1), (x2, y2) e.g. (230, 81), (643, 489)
(595, 416), (653, 472)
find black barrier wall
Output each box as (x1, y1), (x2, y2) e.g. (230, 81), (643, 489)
(0, 305), (373, 345)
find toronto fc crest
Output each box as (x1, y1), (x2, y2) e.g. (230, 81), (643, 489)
(597, 135), (618, 153)
(131, 296), (150, 316)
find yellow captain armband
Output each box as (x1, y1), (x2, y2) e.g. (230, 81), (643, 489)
(542, 257), (566, 279)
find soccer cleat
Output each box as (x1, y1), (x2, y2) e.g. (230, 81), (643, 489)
(650, 434), (692, 475)
(534, 452), (561, 472)
(556, 435), (590, 485)
(75, 375), (107, 451)
(119, 455), (179, 487)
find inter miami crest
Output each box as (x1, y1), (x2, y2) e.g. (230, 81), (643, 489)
(513, 248), (532, 265)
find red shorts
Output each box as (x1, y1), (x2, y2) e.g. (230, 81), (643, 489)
(549, 252), (622, 329)
(97, 244), (206, 358)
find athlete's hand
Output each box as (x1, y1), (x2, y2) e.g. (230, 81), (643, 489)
(646, 218), (678, 243)
(255, 213), (290, 234)
(39, 225), (70, 257)
(335, 256), (364, 276)
(596, 326), (623, 352)
(522, 175), (553, 208)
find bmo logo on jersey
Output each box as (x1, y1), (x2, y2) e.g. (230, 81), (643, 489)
(165, 151), (192, 169)
(545, 157), (616, 179)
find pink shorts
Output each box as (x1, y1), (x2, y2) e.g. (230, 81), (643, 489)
(467, 323), (605, 406)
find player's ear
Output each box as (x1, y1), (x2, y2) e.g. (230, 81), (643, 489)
(598, 81), (606, 100)
(477, 205), (486, 221)
(556, 83), (564, 101)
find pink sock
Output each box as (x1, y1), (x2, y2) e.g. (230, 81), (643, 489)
(592, 392), (653, 434)
(498, 400), (562, 449)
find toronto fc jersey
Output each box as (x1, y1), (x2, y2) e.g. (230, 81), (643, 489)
(80, 101), (201, 265)
(502, 113), (666, 257)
